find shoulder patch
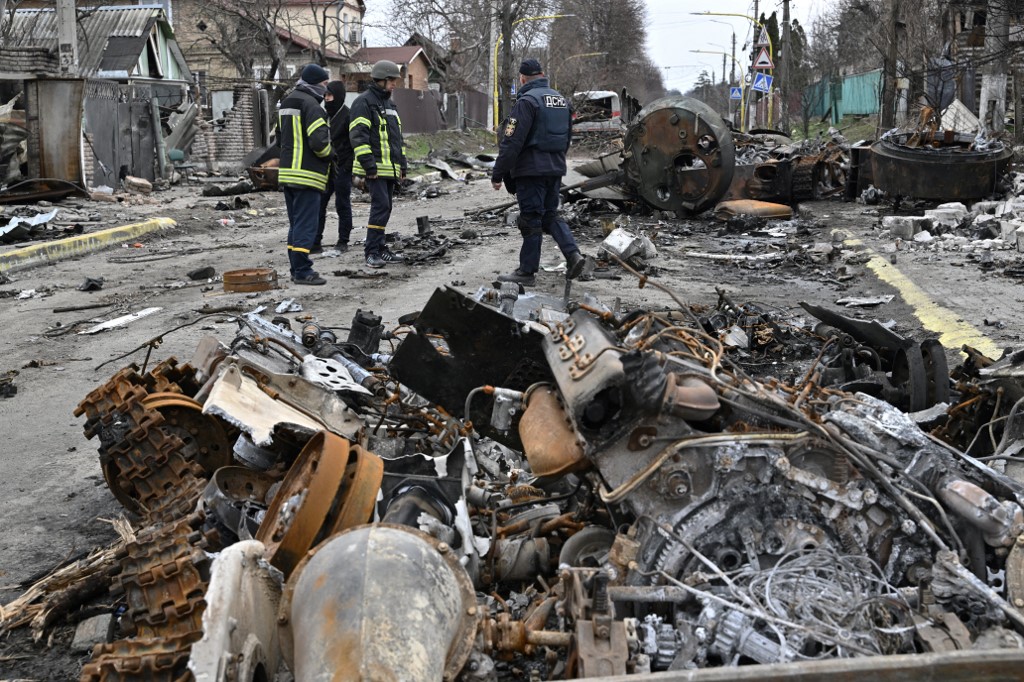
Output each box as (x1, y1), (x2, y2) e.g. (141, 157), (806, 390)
(504, 118), (518, 137)
(543, 94), (568, 108)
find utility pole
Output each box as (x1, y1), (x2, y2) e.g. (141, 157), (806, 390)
(721, 54), (727, 85)
(487, 2), (497, 131)
(56, 0), (79, 76)
(499, 0), (514, 127)
(731, 32), (736, 85)
(878, 0), (899, 136)
(781, 0), (791, 131)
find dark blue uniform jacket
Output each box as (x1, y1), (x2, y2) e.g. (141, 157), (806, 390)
(491, 78), (572, 181)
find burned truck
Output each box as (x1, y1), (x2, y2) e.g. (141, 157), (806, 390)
(5, 275), (1023, 680)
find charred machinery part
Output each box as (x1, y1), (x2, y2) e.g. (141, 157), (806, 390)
(256, 431), (383, 578)
(199, 466), (275, 543)
(934, 477), (1024, 547)
(140, 391), (232, 474)
(498, 281), (520, 317)
(382, 482), (457, 538)
(81, 632), (203, 681)
(188, 540), (282, 682)
(390, 286), (553, 449)
(560, 568), (630, 677)
(202, 356), (364, 447)
(485, 386), (525, 436)
(518, 386), (588, 477)
(74, 359), (211, 520)
(559, 526), (617, 568)
(346, 308), (384, 356)
(621, 96), (735, 216)
(871, 131), (1012, 201)
(802, 302), (950, 412)
(241, 312), (379, 394)
(281, 524), (478, 681)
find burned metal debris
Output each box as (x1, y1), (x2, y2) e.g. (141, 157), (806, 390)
(5, 280), (1024, 680)
(871, 130), (1012, 202)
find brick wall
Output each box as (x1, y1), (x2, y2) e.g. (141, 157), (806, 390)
(192, 85), (257, 172)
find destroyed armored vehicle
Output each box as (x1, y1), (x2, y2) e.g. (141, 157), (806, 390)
(6, 280), (1024, 680)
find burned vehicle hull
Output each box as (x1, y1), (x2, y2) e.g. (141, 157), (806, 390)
(871, 131), (1012, 201)
(7, 284), (1024, 680)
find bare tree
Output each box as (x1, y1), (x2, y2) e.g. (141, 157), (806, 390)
(548, 0), (664, 103)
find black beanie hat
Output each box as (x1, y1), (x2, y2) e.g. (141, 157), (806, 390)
(300, 63), (330, 84)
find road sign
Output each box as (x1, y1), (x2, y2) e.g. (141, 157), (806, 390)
(755, 28), (769, 46)
(751, 72), (773, 93)
(729, 86), (742, 100)
(753, 46), (774, 70)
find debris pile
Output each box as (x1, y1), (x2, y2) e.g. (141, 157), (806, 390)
(3, 278), (1024, 679)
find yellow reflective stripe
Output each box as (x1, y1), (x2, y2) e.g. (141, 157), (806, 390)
(350, 116), (371, 130)
(380, 117), (391, 170)
(279, 168), (326, 180)
(313, 145), (332, 159)
(290, 115), (301, 170)
(367, 225), (386, 231)
(288, 246), (311, 253)
(307, 118), (326, 136)
(353, 144), (372, 157)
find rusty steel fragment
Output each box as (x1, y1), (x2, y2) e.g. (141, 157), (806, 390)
(621, 96), (735, 215)
(256, 432), (383, 578)
(871, 131), (1012, 200)
(223, 267), (279, 292)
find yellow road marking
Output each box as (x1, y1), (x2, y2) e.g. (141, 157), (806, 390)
(846, 238), (1000, 358)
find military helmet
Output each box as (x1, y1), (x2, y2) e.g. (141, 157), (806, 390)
(370, 60), (401, 80)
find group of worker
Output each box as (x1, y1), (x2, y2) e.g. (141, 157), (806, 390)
(278, 58), (585, 286)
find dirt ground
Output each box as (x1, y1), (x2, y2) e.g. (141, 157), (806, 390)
(1, 146), (1022, 677)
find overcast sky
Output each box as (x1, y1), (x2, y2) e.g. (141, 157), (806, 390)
(363, 1), (823, 93)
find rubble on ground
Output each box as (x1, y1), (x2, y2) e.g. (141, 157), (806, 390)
(4, 274), (1024, 680)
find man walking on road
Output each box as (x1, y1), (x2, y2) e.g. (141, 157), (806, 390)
(491, 58), (585, 287)
(279, 63), (333, 285)
(350, 60), (407, 268)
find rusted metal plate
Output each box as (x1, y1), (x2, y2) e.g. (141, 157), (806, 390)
(621, 96), (735, 215)
(256, 431), (350, 578)
(327, 444), (385, 534)
(223, 268), (279, 293)
(28, 78), (85, 185)
(871, 132), (1012, 200)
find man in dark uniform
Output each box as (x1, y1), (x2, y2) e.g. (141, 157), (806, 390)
(313, 80), (355, 253)
(491, 58), (585, 286)
(350, 60), (407, 268)
(279, 63), (332, 285)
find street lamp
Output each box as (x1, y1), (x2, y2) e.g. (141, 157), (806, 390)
(691, 49), (747, 130)
(553, 51), (608, 90)
(492, 13), (574, 130)
(692, 11), (774, 128)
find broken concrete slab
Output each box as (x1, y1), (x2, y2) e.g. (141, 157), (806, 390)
(70, 613), (113, 652)
(882, 215), (932, 239)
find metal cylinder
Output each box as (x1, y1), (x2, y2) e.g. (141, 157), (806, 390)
(286, 524), (477, 681)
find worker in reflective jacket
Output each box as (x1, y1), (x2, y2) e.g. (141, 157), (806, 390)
(350, 60), (407, 268)
(491, 59), (585, 286)
(279, 63), (333, 285)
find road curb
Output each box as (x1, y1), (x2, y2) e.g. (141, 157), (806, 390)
(0, 217), (176, 275)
